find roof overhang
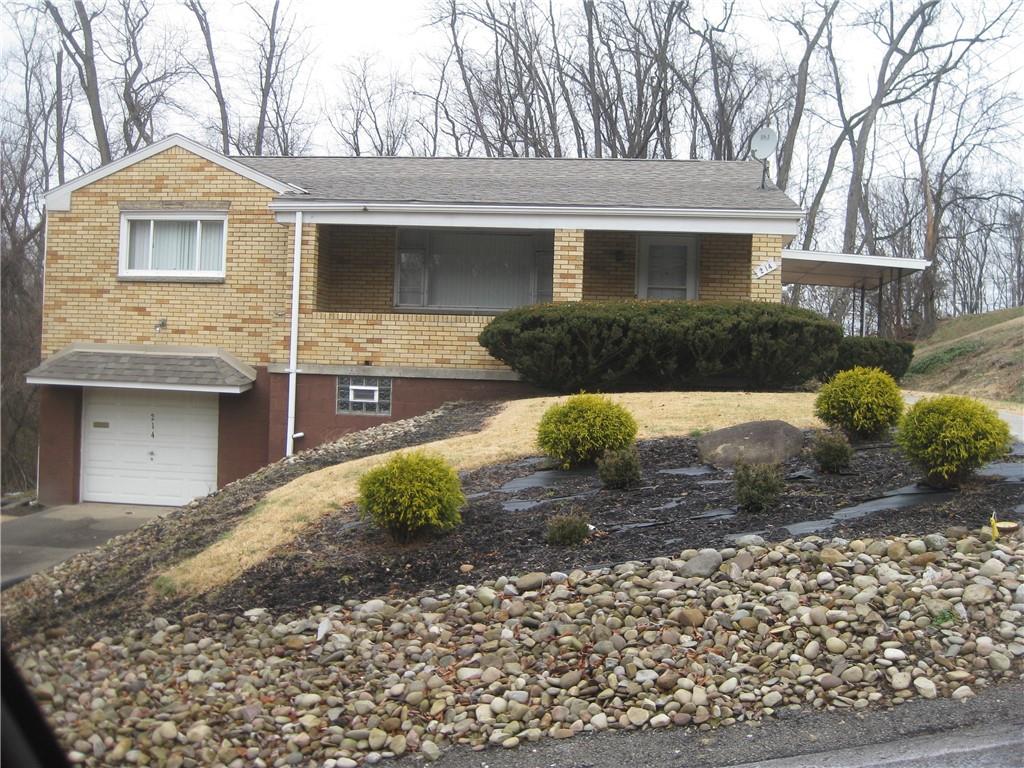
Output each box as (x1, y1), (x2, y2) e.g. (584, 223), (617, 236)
(270, 200), (803, 237)
(44, 135), (305, 212)
(26, 343), (256, 393)
(782, 249), (930, 290)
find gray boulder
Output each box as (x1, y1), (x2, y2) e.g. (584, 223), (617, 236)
(697, 420), (804, 468)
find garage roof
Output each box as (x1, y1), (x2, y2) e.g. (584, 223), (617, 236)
(26, 344), (256, 393)
(782, 249), (930, 290)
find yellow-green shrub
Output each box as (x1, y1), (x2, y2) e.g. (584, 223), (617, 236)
(537, 394), (638, 468)
(814, 366), (902, 438)
(895, 395), (1011, 487)
(357, 451), (465, 542)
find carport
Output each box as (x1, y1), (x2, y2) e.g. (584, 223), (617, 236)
(781, 249), (931, 335)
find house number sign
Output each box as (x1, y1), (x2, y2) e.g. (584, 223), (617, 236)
(752, 260), (779, 279)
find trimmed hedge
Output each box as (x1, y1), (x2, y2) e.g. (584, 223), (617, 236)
(825, 337), (915, 381)
(479, 300), (843, 392)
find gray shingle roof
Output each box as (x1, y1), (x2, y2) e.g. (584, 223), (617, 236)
(234, 156), (800, 212)
(27, 347), (255, 391)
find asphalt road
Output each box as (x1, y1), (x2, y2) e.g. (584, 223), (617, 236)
(414, 680), (1024, 768)
(0, 502), (172, 588)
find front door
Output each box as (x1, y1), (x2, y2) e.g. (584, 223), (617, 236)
(637, 235), (698, 300)
(81, 388), (219, 505)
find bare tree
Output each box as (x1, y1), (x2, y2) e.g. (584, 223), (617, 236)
(772, 0), (838, 191)
(234, 0), (311, 156)
(184, 0), (231, 154)
(110, 0), (187, 152)
(328, 57), (415, 156)
(43, 0), (110, 163)
(1, 13), (62, 490)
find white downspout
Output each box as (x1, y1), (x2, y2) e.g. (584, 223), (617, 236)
(285, 211), (303, 456)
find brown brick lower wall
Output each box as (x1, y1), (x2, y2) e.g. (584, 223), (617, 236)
(269, 373), (544, 459)
(37, 386), (83, 506)
(218, 368), (271, 487)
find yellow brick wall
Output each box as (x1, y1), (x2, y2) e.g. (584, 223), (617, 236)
(316, 225), (395, 312)
(698, 234), (752, 301)
(583, 230), (636, 300)
(750, 234), (783, 303)
(553, 229), (585, 302)
(42, 145), (291, 364)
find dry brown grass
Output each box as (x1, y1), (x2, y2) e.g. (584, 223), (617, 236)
(161, 391), (821, 595)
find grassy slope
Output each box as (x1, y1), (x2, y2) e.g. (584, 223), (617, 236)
(162, 391), (822, 596)
(903, 309), (1024, 405)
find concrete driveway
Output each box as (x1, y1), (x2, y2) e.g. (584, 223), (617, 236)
(1, 503), (174, 588)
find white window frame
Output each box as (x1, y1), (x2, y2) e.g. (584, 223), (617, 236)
(393, 228), (553, 313)
(349, 384), (379, 404)
(636, 234), (699, 300)
(337, 375), (392, 416)
(118, 210), (228, 279)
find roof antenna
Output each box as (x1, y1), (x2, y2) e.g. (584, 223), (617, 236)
(750, 127), (778, 190)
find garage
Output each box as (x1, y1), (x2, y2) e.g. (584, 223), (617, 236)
(81, 388), (219, 505)
(27, 344), (257, 507)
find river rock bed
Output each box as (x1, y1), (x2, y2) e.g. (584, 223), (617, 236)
(13, 530), (1024, 767)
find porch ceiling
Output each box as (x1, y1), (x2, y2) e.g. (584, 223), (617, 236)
(781, 249), (930, 290)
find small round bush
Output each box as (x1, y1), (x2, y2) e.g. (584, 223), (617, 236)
(357, 451), (465, 542)
(597, 446), (642, 489)
(735, 463), (784, 513)
(537, 394), (638, 469)
(545, 511), (590, 546)
(895, 395), (1011, 487)
(814, 366), (903, 438)
(811, 430), (853, 474)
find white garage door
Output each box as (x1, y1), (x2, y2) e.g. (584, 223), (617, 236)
(82, 388), (219, 506)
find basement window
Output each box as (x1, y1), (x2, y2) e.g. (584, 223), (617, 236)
(337, 376), (392, 416)
(119, 212), (227, 279)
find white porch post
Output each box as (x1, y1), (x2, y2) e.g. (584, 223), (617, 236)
(285, 210), (303, 456)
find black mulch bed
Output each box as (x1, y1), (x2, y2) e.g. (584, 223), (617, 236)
(207, 437), (1024, 616)
(1, 402), (500, 641)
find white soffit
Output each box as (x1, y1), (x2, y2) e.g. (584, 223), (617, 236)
(44, 135), (304, 212)
(782, 249), (930, 290)
(270, 203), (803, 236)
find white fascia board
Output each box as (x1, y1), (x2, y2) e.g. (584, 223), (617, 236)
(271, 202), (803, 236)
(25, 376), (252, 394)
(45, 134), (304, 212)
(781, 249), (931, 271)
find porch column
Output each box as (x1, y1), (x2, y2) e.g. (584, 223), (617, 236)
(750, 234), (783, 303)
(553, 228), (584, 302)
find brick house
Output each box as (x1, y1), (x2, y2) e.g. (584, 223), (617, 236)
(28, 135), (924, 506)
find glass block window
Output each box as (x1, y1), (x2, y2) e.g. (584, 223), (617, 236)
(336, 376), (392, 415)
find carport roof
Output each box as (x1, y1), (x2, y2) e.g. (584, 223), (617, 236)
(782, 249), (930, 290)
(26, 344), (256, 393)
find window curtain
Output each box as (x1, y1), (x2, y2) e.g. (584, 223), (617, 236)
(199, 221), (224, 271)
(427, 231), (534, 309)
(646, 243), (688, 299)
(152, 221), (196, 270)
(127, 220), (151, 269)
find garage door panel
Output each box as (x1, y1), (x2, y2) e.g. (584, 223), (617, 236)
(82, 388), (219, 506)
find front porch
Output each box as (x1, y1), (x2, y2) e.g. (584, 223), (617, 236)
(295, 223), (785, 372)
